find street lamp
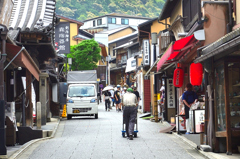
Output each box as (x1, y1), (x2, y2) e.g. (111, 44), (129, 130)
(151, 32), (158, 122)
(151, 32), (157, 62)
(68, 57), (72, 71)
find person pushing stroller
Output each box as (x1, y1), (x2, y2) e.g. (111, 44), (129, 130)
(122, 88), (138, 140)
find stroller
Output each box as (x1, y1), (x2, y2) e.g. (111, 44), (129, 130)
(121, 112), (138, 137)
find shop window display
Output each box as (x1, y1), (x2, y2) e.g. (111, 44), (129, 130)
(228, 62), (240, 130)
(215, 64), (226, 131)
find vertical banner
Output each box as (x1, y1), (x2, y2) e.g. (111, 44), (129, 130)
(142, 39), (149, 66)
(167, 78), (175, 108)
(55, 22), (70, 54)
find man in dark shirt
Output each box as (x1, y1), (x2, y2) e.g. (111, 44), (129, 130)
(114, 85), (121, 111)
(133, 87), (140, 102)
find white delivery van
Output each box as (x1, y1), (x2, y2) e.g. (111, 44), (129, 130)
(65, 70), (98, 119)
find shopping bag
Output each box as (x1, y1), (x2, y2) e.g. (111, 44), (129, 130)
(191, 101), (200, 110)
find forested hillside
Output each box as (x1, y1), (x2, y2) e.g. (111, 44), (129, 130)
(56, 0), (165, 21)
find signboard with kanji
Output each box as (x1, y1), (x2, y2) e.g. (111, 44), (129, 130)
(142, 39), (149, 66)
(167, 78), (175, 108)
(55, 22), (70, 54)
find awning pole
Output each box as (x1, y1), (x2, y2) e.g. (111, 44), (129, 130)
(4, 46), (25, 71)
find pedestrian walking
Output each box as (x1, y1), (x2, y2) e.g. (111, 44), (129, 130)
(103, 90), (111, 111)
(99, 82), (103, 103)
(133, 87), (140, 101)
(114, 85), (121, 112)
(110, 88), (115, 107)
(182, 83), (198, 134)
(122, 88), (138, 140)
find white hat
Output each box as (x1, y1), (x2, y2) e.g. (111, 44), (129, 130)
(123, 87), (127, 90)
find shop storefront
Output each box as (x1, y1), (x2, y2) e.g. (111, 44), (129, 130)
(194, 27), (240, 154)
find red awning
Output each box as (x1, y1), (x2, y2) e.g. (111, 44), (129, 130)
(6, 43), (40, 81)
(157, 35), (197, 71)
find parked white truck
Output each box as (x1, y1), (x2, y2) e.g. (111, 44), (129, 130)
(65, 70), (98, 119)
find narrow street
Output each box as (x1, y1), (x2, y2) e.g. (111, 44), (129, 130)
(17, 102), (206, 159)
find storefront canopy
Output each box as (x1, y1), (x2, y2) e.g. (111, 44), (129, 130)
(6, 43), (40, 81)
(157, 34), (197, 72)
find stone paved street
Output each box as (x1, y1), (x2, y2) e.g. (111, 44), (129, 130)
(17, 102), (207, 159)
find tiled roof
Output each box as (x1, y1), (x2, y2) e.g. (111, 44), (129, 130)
(108, 31), (138, 44)
(56, 15), (83, 25)
(9, 0), (56, 32)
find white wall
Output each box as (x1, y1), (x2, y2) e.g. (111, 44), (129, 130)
(94, 33), (108, 46)
(82, 16), (149, 30)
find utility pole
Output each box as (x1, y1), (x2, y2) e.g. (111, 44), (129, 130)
(0, 24), (8, 156)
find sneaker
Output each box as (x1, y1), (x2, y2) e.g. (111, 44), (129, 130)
(129, 135), (133, 140)
(185, 132), (190, 135)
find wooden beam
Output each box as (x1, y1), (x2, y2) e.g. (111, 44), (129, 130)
(224, 61), (232, 154)
(25, 69), (33, 127)
(215, 131), (227, 137)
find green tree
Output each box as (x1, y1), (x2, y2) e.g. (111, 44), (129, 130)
(67, 39), (101, 70)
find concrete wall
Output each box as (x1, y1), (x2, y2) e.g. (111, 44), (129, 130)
(203, 3), (229, 46)
(170, 1), (182, 24)
(95, 33), (108, 46)
(0, 0), (13, 27)
(236, 0), (240, 25)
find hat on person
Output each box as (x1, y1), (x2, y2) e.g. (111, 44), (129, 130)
(123, 87), (127, 90)
(117, 85), (121, 88)
(127, 88), (133, 93)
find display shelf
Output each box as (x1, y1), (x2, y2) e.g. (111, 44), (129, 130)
(233, 83), (240, 87)
(233, 95), (240, 98)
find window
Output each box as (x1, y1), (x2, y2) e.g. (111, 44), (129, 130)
(113, 46), (116, 56)
(182, 0), (199, 31)
(68, 85), (95, 97)
(97, 19), (102, 25)
(108, 17), (116, 24)
(93, 21), (95, 27)
(121, 55), (127, 63)
(121, 19), (129, 25)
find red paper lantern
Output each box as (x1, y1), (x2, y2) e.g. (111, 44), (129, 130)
(173, 68), (184, 87)
(190, 63), (203, 86)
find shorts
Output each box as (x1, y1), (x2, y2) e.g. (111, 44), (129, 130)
(115, 99), (121, 104)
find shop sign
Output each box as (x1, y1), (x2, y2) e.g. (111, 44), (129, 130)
(167, 78), (175, 108)
(142, 39), (149, 66)
(131, 59), (136, 67)
(55, 22), (70, 54)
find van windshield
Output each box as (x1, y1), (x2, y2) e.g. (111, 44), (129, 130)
(68, 85), (95, 97)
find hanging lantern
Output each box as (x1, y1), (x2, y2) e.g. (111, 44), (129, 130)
(190, 63), (203, 86)
(173, 67), (184, 87)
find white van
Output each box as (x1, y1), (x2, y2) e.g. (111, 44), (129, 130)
(65, 70), (98, 119)
(66, 84), (98, 119)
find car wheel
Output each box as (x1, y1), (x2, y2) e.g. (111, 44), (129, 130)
(67, 115), (72, 120)
(95, 114), (98, 119)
